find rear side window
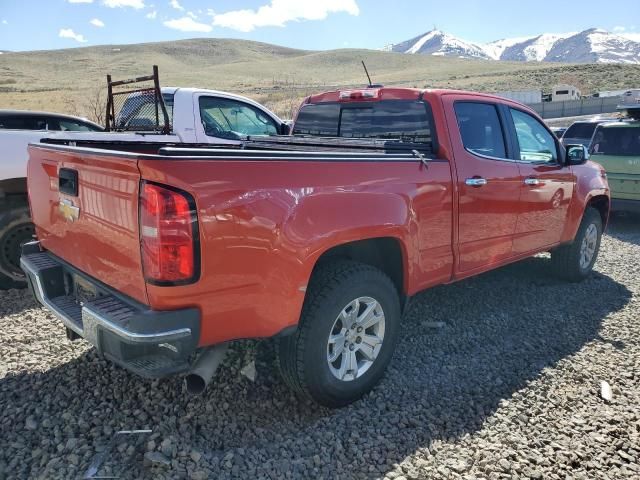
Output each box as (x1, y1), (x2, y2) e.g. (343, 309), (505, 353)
(564, 122), (597, 139)
(454, 102), (506, 159)
(591, 126), (640, 156)
(293, 100), (434, 144)
(0, 115), (47, 130)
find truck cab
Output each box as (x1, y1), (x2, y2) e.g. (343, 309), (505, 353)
(117, 87), (288, 142)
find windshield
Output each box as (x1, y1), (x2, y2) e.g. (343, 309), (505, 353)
(591, 126), (640, 156)
(564, 122), (597, 139)
(293, 100), (434, 144)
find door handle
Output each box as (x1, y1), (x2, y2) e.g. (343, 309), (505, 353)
(465, 177), (488, 187)
(524, 177), (541, 186)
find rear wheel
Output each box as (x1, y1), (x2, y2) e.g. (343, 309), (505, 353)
(550, 207), (602, 282)
(277, 260), (401, 408)
(0, 206), (35, 289)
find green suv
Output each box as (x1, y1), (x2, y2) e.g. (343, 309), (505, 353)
(590, 121), (640, 213)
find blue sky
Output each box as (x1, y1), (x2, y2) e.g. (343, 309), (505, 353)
(0, 0), (639, 52)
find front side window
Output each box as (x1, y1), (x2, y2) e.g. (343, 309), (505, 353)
(510, 109), (558, 163)
(199, 97), (278, 139)
(454, 102), (506, 159)
(56, 119), (102, 132)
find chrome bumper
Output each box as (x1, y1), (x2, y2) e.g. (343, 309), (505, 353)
(20, 242), (200, 378)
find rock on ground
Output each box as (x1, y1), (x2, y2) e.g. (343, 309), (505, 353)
(1, 214), (639, 479)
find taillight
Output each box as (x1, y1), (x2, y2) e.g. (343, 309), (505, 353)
(140, 181), (199, 285)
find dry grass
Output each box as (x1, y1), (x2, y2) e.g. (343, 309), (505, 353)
(1, 38), (639, 120)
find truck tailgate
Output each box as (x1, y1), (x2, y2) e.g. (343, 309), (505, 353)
(27, 145), (148, 304)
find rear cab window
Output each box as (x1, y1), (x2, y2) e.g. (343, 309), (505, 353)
(293, 100), (436, 150)
(117, 93), (174, 131)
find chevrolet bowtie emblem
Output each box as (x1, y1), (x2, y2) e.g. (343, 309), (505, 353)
(59, 199), (80, 222)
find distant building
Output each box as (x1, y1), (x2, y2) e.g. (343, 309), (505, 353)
(552, 84), (581, 102)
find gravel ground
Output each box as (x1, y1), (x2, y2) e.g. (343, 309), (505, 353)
(1, 214), (639, 480)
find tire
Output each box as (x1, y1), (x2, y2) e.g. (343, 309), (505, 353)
(0, 205), (35, 290)
(550, 207), (603, 282)
(277, 260), (401, 408)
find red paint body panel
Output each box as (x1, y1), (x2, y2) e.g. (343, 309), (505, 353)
(137, 158), (454, 345)
(27, 147), (148, 304)
(26, 88), (610, 348)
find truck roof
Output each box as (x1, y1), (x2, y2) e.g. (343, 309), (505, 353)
(0, 109), (101, 128)
(304, 86), (533, 107)
(598, 120), (640, 128)
(159, 86), (282, 122)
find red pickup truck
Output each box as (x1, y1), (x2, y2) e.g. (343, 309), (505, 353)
(22, 87), (609, 407)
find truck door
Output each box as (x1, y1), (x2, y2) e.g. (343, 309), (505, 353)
(443, 96), (521, 273)
(505, 107), (574, 254)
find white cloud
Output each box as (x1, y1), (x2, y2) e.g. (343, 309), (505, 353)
(103, 0), (145, 9)
(68, 0), (94, 3)
(169, 0), (184, 10)
(59, 28), (87, 43)
(146, 10), (157, 19)
(613, 26), (626, 33)
(1, 20), (7, 25)
(187, 11), (197, 19)
(90, 18), (105, 27)
(163, 16), (212, 32)
(211, 0), (360, 32)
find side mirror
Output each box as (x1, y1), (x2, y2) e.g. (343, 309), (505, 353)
(280, 122), (292, 136)
(566, 144), (590, 165)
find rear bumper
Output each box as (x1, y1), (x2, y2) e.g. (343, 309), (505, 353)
(20, 242), (200, 378)
(611, 198), (640, 213)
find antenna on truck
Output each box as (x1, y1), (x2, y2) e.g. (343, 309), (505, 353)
(361, 60), (383, 88)
(361, 60), (373, 87)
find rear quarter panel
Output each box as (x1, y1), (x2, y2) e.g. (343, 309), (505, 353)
(138, 157), (454, 345)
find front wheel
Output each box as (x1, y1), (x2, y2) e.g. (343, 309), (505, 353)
(277, 261), (401, 408)
(550, 207), (603, 282)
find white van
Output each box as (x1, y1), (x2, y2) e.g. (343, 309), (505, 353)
(552, 84), (581, 102)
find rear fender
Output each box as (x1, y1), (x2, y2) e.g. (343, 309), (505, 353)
(286, 191), (413, 294)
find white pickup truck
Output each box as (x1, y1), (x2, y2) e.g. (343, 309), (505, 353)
(0, 87), (286, 288)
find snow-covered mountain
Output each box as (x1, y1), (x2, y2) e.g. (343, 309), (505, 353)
(390, 28), (640, 64)
(391, 30), (491, 60)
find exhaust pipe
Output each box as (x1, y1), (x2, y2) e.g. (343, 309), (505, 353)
(185, 343), (229, 395)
